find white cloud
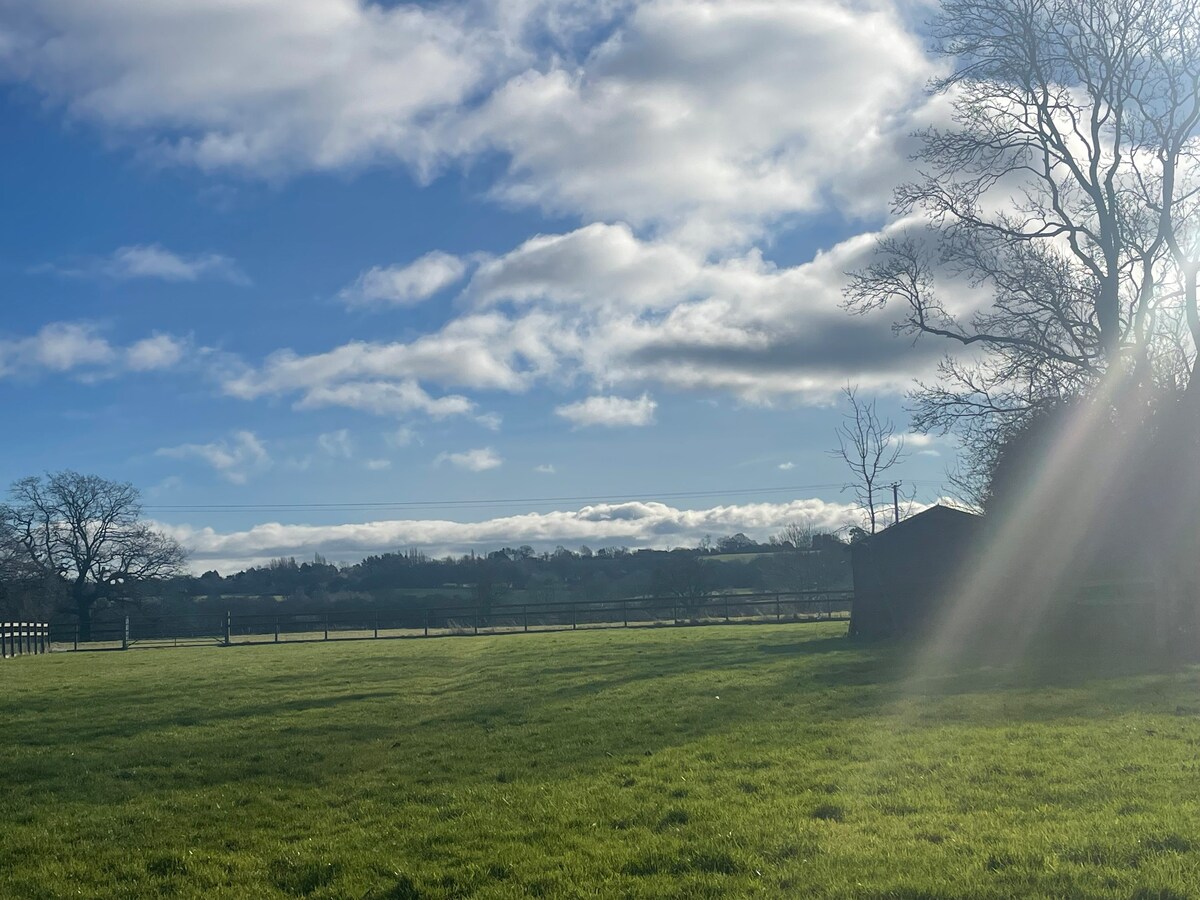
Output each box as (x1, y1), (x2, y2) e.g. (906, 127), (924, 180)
(535, 463), (557, 474)
(317, 428), (354, 458)
(222, 221), (951, 417)
(0, 322), (191, 379)
(466, 223), (697, 310)
(126, 334), (186, 371)
(297, 381), (475, 419)
(339, 251), (467, 307)
(161, 495), (879, 572)
(778, 461), (795, 471)
(4, 322), (115, 373)
(452, 0), (934, 246)
(0, 0), (528, 176)
(103, 244), (246, 284)
(888, 432), (939, 452)
(2, 1), (933, 245)
(556, 393), (657, 428)
(157, 430), (272, 484)
(386, 426), (417, 448)
(364, 458), (392, 471)
(40, 244), (247, 283)
(476, 411), (503, 431)
(435, 446), (503, 472)
(220, 311), (567, 415)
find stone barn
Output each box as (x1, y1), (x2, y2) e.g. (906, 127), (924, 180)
(849, 504), (984, 638)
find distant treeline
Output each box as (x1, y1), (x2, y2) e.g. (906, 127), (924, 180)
(3, 527), (852, 626)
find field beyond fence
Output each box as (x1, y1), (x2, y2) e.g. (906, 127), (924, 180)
(48, 590), (853, 652)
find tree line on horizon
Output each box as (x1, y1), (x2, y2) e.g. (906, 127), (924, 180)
(0, 471), (852, 633)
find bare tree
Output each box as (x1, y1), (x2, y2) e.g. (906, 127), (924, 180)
(845, 0), (1200, 467)
(769, 522), (816, 549)
(651, 553), (716, 618)
(832, 386), (905, 534)
(0, 472), (188, 640)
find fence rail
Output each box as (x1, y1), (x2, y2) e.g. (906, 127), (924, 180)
(1, 622), (51, 658)
(48, 590), (853, 652)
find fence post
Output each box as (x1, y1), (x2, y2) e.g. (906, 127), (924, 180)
(73, 623), (78, 652)
(224, 611), (232, 647)
(724, 594), (730, 623)
(523, 604), (528, 633)
(572, 602), (577, 630)
(374, 615), (379, 640)
(775, 594), (781, 623)
(324, 614), (329, 641)
(274, 616), (280, 643)
(474, 608), (479, 636)
(622, 599), (627, 627)
(424, 608), (429, 637)
(122, 616), (130, 651)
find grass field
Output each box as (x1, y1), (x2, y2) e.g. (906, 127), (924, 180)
(5, 623), (1200, 898)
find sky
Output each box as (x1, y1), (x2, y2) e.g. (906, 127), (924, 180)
(0, 0), (961, 572)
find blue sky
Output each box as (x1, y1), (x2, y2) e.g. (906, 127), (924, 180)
(0, 0), (959, 571)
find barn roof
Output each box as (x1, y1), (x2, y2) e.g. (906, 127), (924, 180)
(857, 504), (982, 546)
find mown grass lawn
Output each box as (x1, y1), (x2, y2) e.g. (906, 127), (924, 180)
(4, 623), (1200, 898)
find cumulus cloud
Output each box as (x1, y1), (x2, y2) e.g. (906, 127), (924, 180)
(456, 0), (934, 245)
(0, 0), (526, 175)
(0, 322), (114, 374)
(220, 311), (567, 416)
(1, 1), (934, 244)
(339, 251), (467, 307)
(161, 496), (880, 572)
(125, 334), (186, 371)
(0, 322), (188, 379)
(435, 446), (503, 472)
(556, 393), (657, 428)
(535, 463), (557, 474)
(223, 222), (951, 417)
(157, 430), (272, 484)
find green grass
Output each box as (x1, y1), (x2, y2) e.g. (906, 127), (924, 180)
(5, 623), (1200, 898)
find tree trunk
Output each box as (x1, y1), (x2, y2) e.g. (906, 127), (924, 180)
(75, 590), (93, 643)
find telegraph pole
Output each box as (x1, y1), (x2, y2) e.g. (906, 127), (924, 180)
(891, 482), (901, 525)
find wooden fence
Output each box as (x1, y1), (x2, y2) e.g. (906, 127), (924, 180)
(1, 622), (51, 658)
(48, 590), (853, 652)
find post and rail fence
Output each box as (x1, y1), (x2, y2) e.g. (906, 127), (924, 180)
(40, 590), (852, 654)
(1, 622), (51, 658)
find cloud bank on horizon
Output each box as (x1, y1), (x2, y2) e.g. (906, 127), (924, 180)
(162, 495), (889, 574)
